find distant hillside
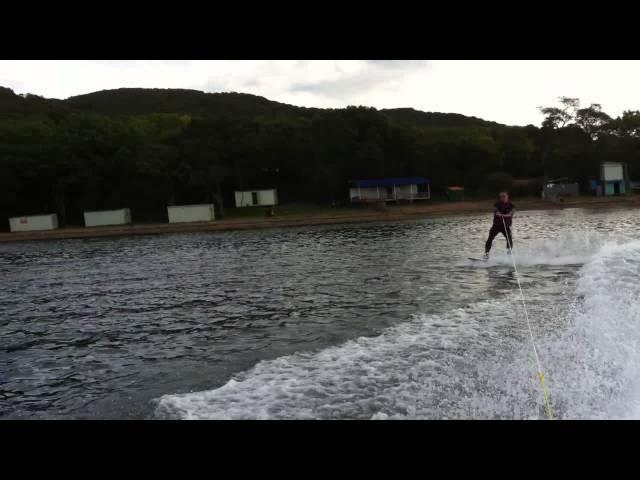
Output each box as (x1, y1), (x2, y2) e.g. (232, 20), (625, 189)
(65, 90), (500, 128)
(1, 87), (500, 128)
(381, 108), (502, 129)
(0, 87), (67, 118)
(64, 88), (313, 118)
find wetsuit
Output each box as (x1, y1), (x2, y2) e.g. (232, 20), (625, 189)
(485, 201), (514, 253)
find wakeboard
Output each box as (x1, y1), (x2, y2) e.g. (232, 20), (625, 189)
(468, 257), (488, 263)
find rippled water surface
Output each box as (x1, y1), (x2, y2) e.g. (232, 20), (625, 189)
(1, 208), (639, 419)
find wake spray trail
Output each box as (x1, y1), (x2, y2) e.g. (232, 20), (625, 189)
(502, 216), (553, 419)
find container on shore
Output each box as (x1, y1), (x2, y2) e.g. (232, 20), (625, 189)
(234, 189), (278, 208)
(84, 208), (132, 227)
(167, 204), (215, 223)
(9, 214), (58, 232)
(446, 186), (465, 201)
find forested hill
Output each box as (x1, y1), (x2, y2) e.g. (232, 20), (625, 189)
(66, 88), (310, 118)
(380, 108), (501, 129)
(1, 87), (499, 127)
(1, 87), (639, 228)
(0, 86), (66, 118)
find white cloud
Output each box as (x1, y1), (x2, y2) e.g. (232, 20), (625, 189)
(2, 60), (640, 125)
(288, 60), (429, 101)
(397, 60), (640, 125)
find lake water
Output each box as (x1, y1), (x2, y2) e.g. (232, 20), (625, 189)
(1, 207), (639, 419)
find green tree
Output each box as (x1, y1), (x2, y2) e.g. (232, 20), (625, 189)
(575, 104), (611, 139)
(539, 97), (580, 129)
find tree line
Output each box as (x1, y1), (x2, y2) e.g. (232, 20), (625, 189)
(1, 87), (639, 228)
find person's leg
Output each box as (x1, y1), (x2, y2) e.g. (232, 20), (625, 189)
(502, 226), (513, 251)
(485, 225), (500, 254)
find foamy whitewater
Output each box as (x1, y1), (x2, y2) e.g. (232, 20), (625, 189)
(155, 228), (640, 419)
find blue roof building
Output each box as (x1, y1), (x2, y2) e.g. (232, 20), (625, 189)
(349, 177), (431, 203)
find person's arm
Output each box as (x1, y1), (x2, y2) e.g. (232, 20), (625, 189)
(502, 205), (515, 218)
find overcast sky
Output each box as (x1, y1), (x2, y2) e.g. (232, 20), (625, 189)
(2, 60), (640, 126)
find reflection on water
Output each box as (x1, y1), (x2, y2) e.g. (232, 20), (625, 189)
(1, 207), (638, 419)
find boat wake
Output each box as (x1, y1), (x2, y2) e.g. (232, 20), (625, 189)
(155, 233), (640, 419)
(467, 229), (626, 267)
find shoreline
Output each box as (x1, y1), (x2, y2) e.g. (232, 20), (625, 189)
(1, 196), (639, 244)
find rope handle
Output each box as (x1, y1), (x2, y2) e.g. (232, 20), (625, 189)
(538, 371), (554, 420)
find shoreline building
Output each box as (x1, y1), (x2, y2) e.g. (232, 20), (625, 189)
(234, 189), (278, 208)
(9, 214), (58, 232)
(349, 177), (430, 204)
(167, 204), (215, 223)
(542, 178), (580, 201)
(599, 162), (629, 196)
(84, 208), (132, 227)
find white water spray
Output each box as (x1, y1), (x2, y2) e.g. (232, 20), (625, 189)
(155, 231), (640, 420)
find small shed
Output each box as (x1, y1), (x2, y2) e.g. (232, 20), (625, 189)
(446, 186), (465, 201)
(542, 178), (579, 201)
(84, 208), (132, 227)
(234, 189), (278, 208)
(167, 204), (215, 223)
(9, 214), (58, 232)
(601, 162), (629, 196)
(349, 177), (430, 203)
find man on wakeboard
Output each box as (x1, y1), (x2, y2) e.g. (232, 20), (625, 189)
(484, 191), (514, 260)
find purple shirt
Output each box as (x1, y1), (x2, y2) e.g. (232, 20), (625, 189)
(493, 201), (514, 227)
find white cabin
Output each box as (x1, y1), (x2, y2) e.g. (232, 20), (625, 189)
(167, 204), (215, 223)
(601, 162), (625, 182)
(234, 189), (278, 207)
(601, 162), (629, 196)
(9, 214), (58, 232)
(84, 208), (132, 227)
